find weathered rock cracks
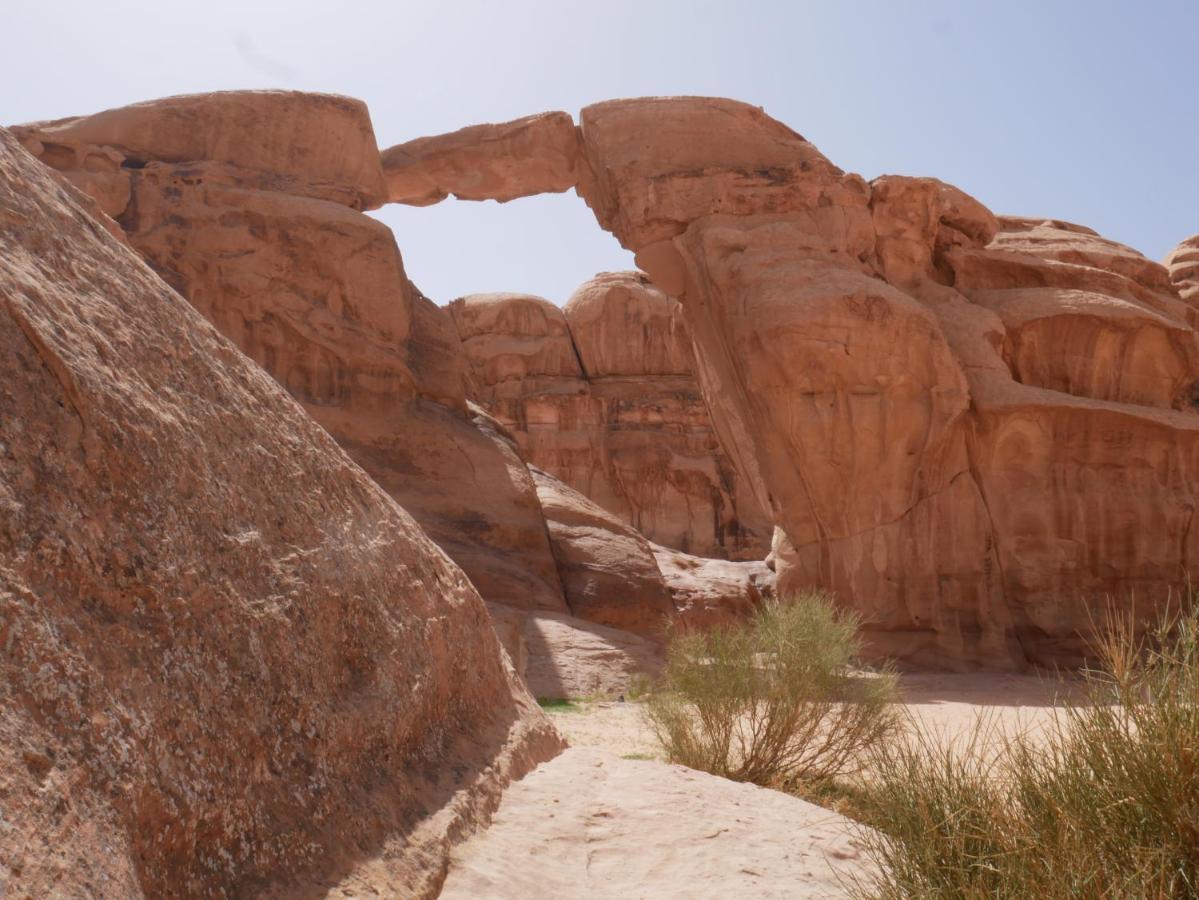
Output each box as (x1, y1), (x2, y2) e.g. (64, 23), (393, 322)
(448, 273), (771, 560)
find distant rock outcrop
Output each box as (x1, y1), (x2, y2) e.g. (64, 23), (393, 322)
(386, 96), (1199, 668)
(0, 125), (559, 898)
(448, 274), (771, 560)
(1167, 234), (1199, 303)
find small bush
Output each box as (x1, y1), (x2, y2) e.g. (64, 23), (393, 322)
(853, 601), (1199, 899)
(644, 591), (898, 787)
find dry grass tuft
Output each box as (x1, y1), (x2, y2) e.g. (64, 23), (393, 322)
(852, 600), (1199, 899)
(644, 592), (899, 788)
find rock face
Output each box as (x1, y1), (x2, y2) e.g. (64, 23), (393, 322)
(1168, 234), (1199, 304)
(0, 127), (560, 897)
(652, 543), (775, 632)
(574, 100), (1199, 668)
(14, 90), (387, 210)
(532, 467), (676, 638)
(449, 273), (771, 560)
(486, 605), (664, 700)
(386, 97), (1199, 668)
(14, 91), (570, 617)
(28, 88), (1194, 670)
(11, 92), (775, 675)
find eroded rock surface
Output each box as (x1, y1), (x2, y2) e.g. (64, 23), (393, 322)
(1168, 234), (1199, 304)
(383, 112), (579, 206)
(449, 274), (771, 560)
(15, 91), (570, 616)
(487, 604), (664, 700)
(0, 127), (560, 898)
(533, 467), (675, 639)
(573, 99), (1199, 667)
(14, 90), (387, 210)
(383, 97), (1199, 667)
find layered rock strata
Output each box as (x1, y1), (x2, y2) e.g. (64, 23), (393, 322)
(448, 273), (771, 560)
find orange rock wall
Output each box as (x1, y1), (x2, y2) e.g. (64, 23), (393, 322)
(448, 274), (772, 560)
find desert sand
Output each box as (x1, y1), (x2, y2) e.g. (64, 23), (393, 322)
(440, 672), (1075, 897)
(439, 748), (870, 899)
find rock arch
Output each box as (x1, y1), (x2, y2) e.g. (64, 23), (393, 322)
(15, 90), (1199, 668)
(381, 97), (1199, 668)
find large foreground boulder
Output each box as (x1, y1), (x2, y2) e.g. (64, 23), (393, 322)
(13, 90), (570, 616)
(0, 128), (560, 898)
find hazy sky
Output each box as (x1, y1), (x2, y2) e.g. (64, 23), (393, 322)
(4, 1), (1196, 305)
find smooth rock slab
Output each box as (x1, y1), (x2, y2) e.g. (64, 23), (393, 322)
(440, 748), (869, 899)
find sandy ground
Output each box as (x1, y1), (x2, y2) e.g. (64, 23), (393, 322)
(549, 671), (1076, 760)
(439, 748), (870, 899)
(440, 672), (1077, 898)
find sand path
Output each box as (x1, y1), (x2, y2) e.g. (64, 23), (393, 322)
(441, 672), (1074, 897)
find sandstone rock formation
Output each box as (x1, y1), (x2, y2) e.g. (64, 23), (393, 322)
(533, 467), (676, 638)
(11, 92), (778, 683)
(382, 112), (578, 206)
(0, 127), (560, 897)
(14, 91), (571, 617)
(449, 273), (771, 560)
(385, 97), (1199, 668)
(14, 90), (386, 210)
(25, 87), (1194, 669)
(652, 543), (775, 632)
(1168, 234), (1199, 303)
(487, 604), (664, 700)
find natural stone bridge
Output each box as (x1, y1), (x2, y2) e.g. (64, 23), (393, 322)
(17, 91), (1199, 668)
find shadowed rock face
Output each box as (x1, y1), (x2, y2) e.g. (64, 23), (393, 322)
(384, 96), (1199, 669)
(448, 274), (771, 560)
(0, 126), (560, 898)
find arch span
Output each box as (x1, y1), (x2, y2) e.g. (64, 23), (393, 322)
(383, 97), (1199, 668)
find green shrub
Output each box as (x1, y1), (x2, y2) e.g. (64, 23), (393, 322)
(536, 697), (582, 712)
(853, 601), (1199, 899)
(644, 591), (898, 787)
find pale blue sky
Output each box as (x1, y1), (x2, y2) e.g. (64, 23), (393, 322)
(4, 1), (1196, 305)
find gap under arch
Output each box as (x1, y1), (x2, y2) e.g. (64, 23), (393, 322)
(369, 192), (636, 306)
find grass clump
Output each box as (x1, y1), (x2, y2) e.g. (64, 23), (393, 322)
(536, 697), (582, 713)
(644, 591), (899, 788)
(853, 602), (1199, 899)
